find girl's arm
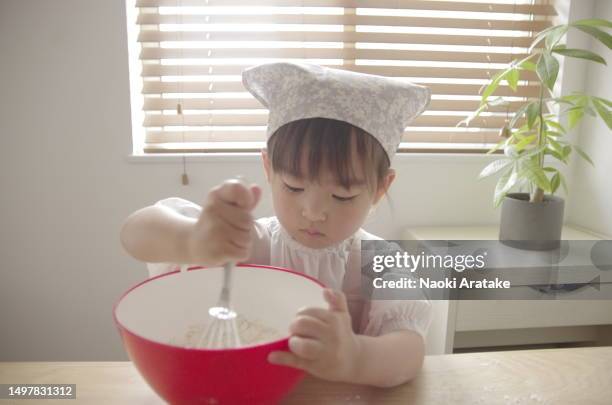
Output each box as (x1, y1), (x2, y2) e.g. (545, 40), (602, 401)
(120, 180), (261, 266)
(120, 204), (196, 264)
(352, 330), (425, 387)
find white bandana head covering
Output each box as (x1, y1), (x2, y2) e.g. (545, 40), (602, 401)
(241, 61), (431, 161)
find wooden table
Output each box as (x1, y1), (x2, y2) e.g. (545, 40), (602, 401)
(1, 347), (610, 404)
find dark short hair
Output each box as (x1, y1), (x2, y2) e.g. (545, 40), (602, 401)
(266, 118), (390, 192)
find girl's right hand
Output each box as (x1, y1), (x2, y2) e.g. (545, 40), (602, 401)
(187, 179), (262, 266)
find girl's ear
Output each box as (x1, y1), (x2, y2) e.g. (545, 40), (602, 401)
(261, 148), (272, 182)
(373, 168), (396, 205)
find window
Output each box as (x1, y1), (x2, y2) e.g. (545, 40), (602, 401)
(128, 0), (556, 154)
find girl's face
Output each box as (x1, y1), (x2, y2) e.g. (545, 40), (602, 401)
(262, 149), (395, 249)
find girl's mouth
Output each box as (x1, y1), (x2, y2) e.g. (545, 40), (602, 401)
(301, 229), (325, 237)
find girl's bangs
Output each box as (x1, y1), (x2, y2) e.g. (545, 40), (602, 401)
(267, 118), (388, 191)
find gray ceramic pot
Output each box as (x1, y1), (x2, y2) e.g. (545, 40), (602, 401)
(499, 192), (565, 251)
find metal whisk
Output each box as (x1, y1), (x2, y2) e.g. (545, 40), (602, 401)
(195, 262), (242, 349)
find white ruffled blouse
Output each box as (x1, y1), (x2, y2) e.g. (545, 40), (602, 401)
(147, 197), (432, 339)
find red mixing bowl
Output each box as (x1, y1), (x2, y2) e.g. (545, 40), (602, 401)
(113, 264), (326, 405)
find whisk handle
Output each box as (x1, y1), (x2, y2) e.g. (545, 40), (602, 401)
(220, 262), (234, 306)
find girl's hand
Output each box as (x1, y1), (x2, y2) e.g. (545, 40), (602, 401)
(267, 289), (362, 383)
(187, 179), (261, 266)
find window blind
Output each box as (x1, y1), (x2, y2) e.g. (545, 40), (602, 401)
(133, 0), (555, 154)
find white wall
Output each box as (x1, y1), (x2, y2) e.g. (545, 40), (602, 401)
(0, 0), (609, 361)
(565, 0), (612, 236)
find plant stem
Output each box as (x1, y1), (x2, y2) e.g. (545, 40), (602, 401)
(530, 82), (546, 203)
(531, 187), (545, 203)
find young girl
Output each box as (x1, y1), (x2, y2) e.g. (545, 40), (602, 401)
(120, 62), (432, 388)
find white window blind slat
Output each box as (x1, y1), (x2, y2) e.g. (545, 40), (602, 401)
(137, 14), (550, 31)
(138, 31), (542, 48)
(144, 130), (502, 145)
(140, 48), (533, 64)
(136, 0), (556, 16)
(132, 0), (554, 153)
(142, 98), (529, 112)
(142, 81), (540, 97)
(141, 64), (539, 80)
(143, 113), (520, 128)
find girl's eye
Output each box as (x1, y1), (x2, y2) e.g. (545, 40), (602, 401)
(333, 194), (358, 202)
(283, 182), (303, 193)
(282, 180), (357, 201)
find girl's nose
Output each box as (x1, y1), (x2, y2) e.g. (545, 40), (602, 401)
(302, 208), (327, 222)
(301, 198), (328, 222)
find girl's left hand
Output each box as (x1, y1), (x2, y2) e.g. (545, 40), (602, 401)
(267, 289), (362, 382)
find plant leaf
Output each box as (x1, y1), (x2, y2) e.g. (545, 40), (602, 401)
(506, 68), (519, 91)
(486, 138), (507, 155)
(545, 120), (566, 134)
(520, 159), (551, 192)
(552, 46), (607, 65)
(545, 149), (566, 163)
(519, 60), (537, 71)
(548, 137), (563, 153)
(561, 93), (589, 107)
(592, 98), (612, 130)
(576, 97), (589, 108)
(481, 67), (513, 103)
(510, 103), (532, 128)
(568, 107), (585, 129)
(514, 134), (537, 151)
(494, 166), (518, 208)
(550, 172), (561, 194)
(526, 102), (541, 129)
(523, 144), (547, 158)
(529, 25), (567, 53)
(571, 19), (612, 29)
(574, 25), (612, 50)
(573, 144), (595, 166)
(594, 96), (612, 108)
(562, 145), (572, 159)
(479, 159), (513, 179)
(537, 52), (559, 91)
(545, 25), (569, 49)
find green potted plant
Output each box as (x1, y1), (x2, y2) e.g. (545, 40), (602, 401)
(461, 18), (612, 250)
